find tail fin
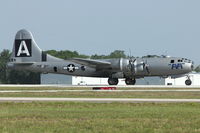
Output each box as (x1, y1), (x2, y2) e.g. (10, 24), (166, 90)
(9, 29), (61, 63)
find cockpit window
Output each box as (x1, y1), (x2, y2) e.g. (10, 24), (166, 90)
(178, 59), (182, 62)
(170, 60), (174, 63)
(182, 58), (191, 63)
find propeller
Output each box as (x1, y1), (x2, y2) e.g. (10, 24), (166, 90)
(127, 49), (150, 75)
(129, 58), (136, 73)
(128, 49), (138, 72)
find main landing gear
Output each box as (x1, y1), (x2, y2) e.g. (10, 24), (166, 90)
(125, 78), (136, 85)
(108, 78), (119, 85)
(108, 78), (136, 85)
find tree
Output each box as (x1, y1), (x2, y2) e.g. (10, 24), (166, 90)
(90, 54), (108, 59)
(6, 70), (41, 84)
(0, 49), (10, 83)
(46, 50), (89, 59)
(91, 50), (127, 59)
(109, 50), (126, 58)
(0, 50), (41, 84)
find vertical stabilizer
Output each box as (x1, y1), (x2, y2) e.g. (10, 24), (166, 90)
(10, 29), (42, 63)
(9, 29), (62, 63)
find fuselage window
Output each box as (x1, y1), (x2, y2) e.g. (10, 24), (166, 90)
(178, 59), (182, 62)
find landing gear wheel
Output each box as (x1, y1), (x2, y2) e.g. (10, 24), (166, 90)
(108, 78), (119, 85)
(185, 79), (192, 86)
(125, 78), (136, 85)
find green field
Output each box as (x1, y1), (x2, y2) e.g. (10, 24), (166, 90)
(1, 87), (200, 132)
(1, 91), (200, 99)
(1, 102), (200, 133)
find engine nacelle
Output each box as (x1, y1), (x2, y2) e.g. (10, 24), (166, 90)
(134, 62), (144, 74)
(121, 59), (147, 76)
(109, 58), (148, 78)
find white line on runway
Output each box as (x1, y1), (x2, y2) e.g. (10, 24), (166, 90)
(0, 97), (200, 103)
(1, 89), (200, 93)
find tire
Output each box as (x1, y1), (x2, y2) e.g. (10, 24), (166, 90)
(185, 79), (192, 86)
(108, 78), (119, 85)
(125, 78), (136, 85)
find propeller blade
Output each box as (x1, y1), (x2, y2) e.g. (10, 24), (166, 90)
(143, 62), (150, 74)
(129, 58), (136, 73)
(146, 66), (150, 74)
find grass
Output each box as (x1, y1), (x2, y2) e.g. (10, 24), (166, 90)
(1, 102), (200, 133)
(0, 91), (200, 99)
(1, 86), (200, 132)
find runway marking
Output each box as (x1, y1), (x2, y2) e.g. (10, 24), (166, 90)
(0, 97), (200, 103)
(1, 89), (200, 93)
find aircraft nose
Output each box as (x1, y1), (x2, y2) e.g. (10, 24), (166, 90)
(186, 61), (194, 72)
(183, 59), (194, 72)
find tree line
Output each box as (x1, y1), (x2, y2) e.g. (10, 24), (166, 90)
(46, 50), (126, 59)
(0, 49), (126, 84)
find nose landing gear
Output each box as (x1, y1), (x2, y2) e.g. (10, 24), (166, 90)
(185, 76), (192, 86)
(185, 79), (192, 85)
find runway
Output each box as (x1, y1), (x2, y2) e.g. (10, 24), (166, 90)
(0, 97), (200, 103)
(0, 84), (200, 88)
(1, 89), (200, 93)
(1, 85), (200, 103)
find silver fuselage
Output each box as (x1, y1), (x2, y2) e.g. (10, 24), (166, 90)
(8, 57), (193, 79)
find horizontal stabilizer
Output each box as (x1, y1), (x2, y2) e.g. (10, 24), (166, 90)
(10, 62), (35, 65)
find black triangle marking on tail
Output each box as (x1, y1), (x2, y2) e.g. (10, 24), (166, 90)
(15, 39), (32, 57)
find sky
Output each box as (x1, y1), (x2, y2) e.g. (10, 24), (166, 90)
(0, 0), (200, 65)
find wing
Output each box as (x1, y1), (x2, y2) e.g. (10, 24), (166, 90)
(70, 58), (111, 69)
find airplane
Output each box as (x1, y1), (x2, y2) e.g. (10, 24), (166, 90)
(7, 29), (194, 85)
